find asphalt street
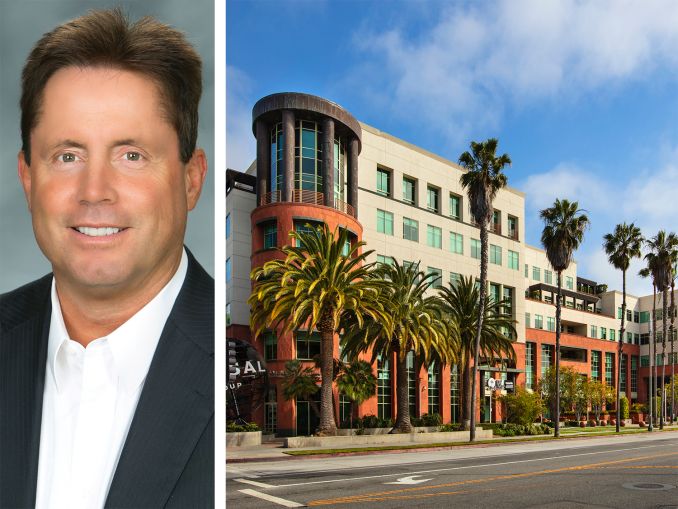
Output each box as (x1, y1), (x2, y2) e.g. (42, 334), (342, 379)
(227, 431), (678, 508)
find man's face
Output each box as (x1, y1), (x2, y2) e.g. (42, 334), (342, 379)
(19, 67), (206, 298)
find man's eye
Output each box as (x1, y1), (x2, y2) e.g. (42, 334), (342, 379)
(59, 153), (78, 163)
(125, 151), (142, 162)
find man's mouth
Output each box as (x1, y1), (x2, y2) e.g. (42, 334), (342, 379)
(73, 226), (126, 237)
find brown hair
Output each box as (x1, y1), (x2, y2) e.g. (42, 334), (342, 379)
(20, 8), (202, 164)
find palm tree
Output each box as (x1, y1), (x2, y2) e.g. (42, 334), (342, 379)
(603, 223), (643, 432)
(249, 224), (387, 435)
(281, 360), (320, 424)
(639, 265), (657, 431)
(645, 231), (678, 429)
(540, 199), (589, 437)
(439, 276), (517, 432)
(336, 360), (377, 431)
(671, 263), (677, 423)
(458, 138), (511, 441)
(341, 261), (452, 434)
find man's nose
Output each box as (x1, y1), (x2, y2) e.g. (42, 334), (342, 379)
(77, 158), (117, 205)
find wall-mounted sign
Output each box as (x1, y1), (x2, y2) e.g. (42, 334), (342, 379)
(226, 338), (268, 423)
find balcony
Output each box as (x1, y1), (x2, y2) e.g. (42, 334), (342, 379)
(259, 190), (355, 217)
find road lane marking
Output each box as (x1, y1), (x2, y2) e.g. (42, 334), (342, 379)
(385, 475), (432, 485)
(307, 451), (678, 506)
(238, 489), (305, 507)
(272, 443), (671, 488)
(235, 478), (276, 488)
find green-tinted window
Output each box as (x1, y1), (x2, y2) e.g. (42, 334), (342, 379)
(403, 217), (419, 241)
(590, 325), (597, 338)
(450, 272), (462, 287)
(618, 307), (623, 319)
(407, 351), (417, 418)
(640, 311), (650, 323)
(547, 317), (555, 331)
(591, 351), (601, 380)
(427, 267), (443, 288)
(490, 244), (502, 265)
(450, 232), (463, 254)
(377, 354), (392, 421)
(427, 225), (442, 249)
(427, 186), (439, 212)
(640, 355), (649, 367)
(508, 215), (518, 239)
(601, 327), (607, 340)
(620, 355), (627, 393)
(377, 168), (391, 195)
(226, 213), (231, 239)
(377, 255), (395, 266)
(566, 276), (573, 290)
(544, 269), (553, 285)
(263, 223), (277, 249)
(525, 342), (535, 390)
(377, 209), (393, 235)
(532, 266), (540, 281)
(541, 344), (552, 377)
(471, 239), (481, 259)
(296, 331), (321, 359)
(490, 283), (501, 303)
(508, 250), (519, 270)
(226, 258), (232, 282)
(450, 364), (460, 423)
(535, 314), (543, 329)
(427, 362), (440, 415)
(449, 194), (461, 220)
(264, 331), (277, 361)
(610, 329), (616, 341)
(525, 312), (531, 328)
(605, 352), (614, 386)
(403, 177), (416, 204)
(631, 356), (638, 392)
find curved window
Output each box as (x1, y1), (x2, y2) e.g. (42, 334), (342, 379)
(334, 138), (346, 204)
(270, 123), (284, 199)
(296, 120), (323, 194)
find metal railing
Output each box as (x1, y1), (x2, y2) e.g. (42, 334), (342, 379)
(259, 190), (355, 217)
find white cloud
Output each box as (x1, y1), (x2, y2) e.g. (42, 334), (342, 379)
(356, 0), (678, 138)
(226, 66), (256, 171)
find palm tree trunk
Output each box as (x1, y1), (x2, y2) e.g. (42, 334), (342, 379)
(317, 319), (338, 435)
(470, 221), (489, 442)
(650, 286), (656, 431)
(617, 270), (626, 433)
(555, 271), (562, 438)
(392, 351), (413, 433)
(661, 287), (668, 429)
(462, 359), (471, 431)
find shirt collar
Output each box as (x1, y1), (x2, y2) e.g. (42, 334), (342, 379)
(47, 249), (188, 393)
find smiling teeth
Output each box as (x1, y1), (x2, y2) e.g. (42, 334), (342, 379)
(76, 227), (120, 237)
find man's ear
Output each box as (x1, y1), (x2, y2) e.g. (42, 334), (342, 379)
(185, 148), (207, 211)
(18, 151), (32, 212)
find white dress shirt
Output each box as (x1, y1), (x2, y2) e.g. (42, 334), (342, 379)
(35, 250), (188, 509)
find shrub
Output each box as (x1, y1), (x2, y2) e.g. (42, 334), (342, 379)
(359, 414), (393, 429)
(620, 396), (630, 419)
(227, 421), (260, 432)
(588, 420), (597, 427)
(492, 423), (551, 437)
(439, 423), (460, 432)
(420, 413), (443, 427)
(501, 387), (545, 426)
(631, 402), (647, 414)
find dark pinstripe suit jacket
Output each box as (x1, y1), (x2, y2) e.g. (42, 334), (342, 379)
(0, 250), (214, 508)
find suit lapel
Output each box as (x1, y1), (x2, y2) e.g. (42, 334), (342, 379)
(0, 277), (51, 509)
(105, 252), (214, 508)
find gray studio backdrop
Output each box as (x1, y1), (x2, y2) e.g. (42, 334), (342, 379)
(0, 0), (215, 293)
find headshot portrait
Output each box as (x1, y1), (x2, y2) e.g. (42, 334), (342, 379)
(0, 3), (215, 508)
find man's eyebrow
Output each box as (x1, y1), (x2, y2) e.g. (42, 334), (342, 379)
(50, 139), (87, 151)
(111, 138), (143, 148)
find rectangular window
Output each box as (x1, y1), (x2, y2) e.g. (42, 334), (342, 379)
(490, 283), (501, 303)
(640, 355), (649, 367)
(525, 312), (531, 328)
(535, 314), (543, 329)
(633, 311), (640, 323)
(427, 225), (442, 249)
(296, 331), (321, 359)
(618, 307), (623, 319)
(403, 217), (419, 241)
(541, 344), (552, 377)
(377, 354), (392, 421)
(591, 351), (601, 380)
(428, 363), (440, 415)
(532, 266), (541, 281)
(449, 232), (463, 254)
(503, 287), (514, 318)
(427, 267), (443, 288)
(294, 222), (318, 247)
(377, 167), (391, 196)
(407, 352), (417, 419)
(640, 311), (650, 323)
(427, 186), (440, 213)
(627, 331), (633, 344)
(627, 309), (632, 322)
(620, 355), (627, 393)
(226, 257), (232, 283)
(490, 244), (502, 265)
(264, 331), (277, 361)
(610, 329), (616, 341)
(450, 364), (460, 423)
(590, 325), (598, 338)
(525, 264), (529, 277)
(566, 276), (573, 290)
(634, 333), (640, 345)
(601, 327), (607, 340)
(226, 302), (231, 325)
(507, 215), (518, 240)
(377, 209), (394, 235)
(376, 254), (394, 266)
(471, 239), (481, 259)
(547, 317), (555, 332)
(402, 177), (416, 204)
(491, 210), (501, 235)
(263, 222), (277, 249)
(449, 193), (461, 220)
(226, 213), (231, 239)
(508, 250), (519, 270)
(605, 352), (614, 386)
(544, 269), (553, 285)
(525, 342), (535, 390)
(450, 272), (462, 287)
(631, 356), (638, 392)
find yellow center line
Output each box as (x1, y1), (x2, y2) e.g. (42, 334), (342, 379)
(308, 451), (678, 506)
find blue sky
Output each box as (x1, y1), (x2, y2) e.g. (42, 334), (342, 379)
(227, 0), (678, 296)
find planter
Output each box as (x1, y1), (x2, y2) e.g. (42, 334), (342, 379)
(337, 426), (439, 436)
(284, 428), (493, 448)
(226, 431), (262, 447)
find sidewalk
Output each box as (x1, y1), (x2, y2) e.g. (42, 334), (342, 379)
(226, 425), (678, 464)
